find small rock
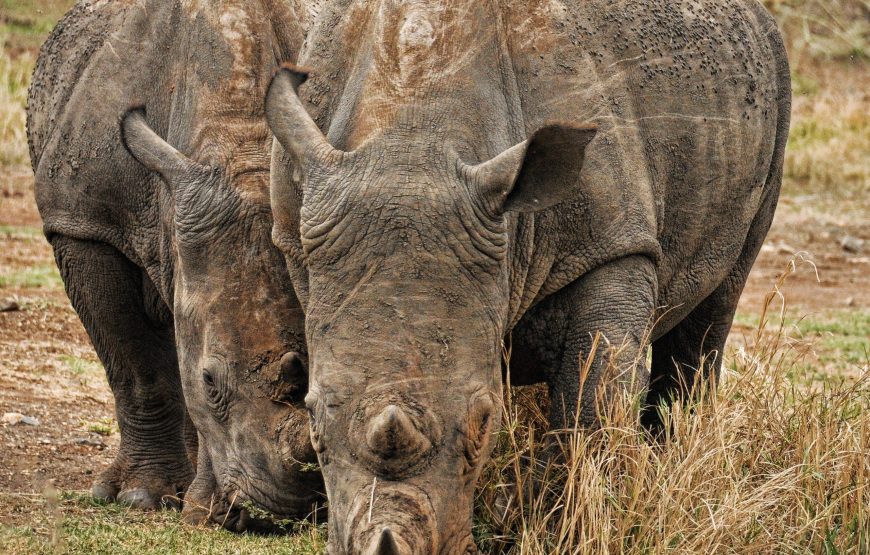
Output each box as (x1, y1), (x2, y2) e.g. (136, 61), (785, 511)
(2, 412), (40, 426)
(0, 299), (20, 312)
(74, 435), (105, 448)
(841, 235), (865, 254)
(844, 297), (856, 307)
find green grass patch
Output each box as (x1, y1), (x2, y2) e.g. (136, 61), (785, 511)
(0, 491), (326, 555)
(81, 418), (115, 437)
(0, 224), (43, 238)
(59, 355), (102, 377)
(0, 264), (62, 290)
(0, 0), (75, 53)
(734, 309), (869, 376)
(791, 69), (821, 96)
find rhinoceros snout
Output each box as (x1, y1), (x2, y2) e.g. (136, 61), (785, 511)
(346, 482), (437, 555)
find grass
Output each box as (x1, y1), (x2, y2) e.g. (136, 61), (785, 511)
(735, 309), (870, 372)
(0, 263), (62, 289)
(764, 0), (870, 197)
(0, 492), (326, 554)
(0, 0), (73, 53)
(1, 0), (75, 167)
(59, 354), (102, 378)
(82, 418), (115, 437)
(765, 0), (869, 62)
(0, 224), (43, 237)
(0, 48), (32, 168)
(471, 264), (869, 553)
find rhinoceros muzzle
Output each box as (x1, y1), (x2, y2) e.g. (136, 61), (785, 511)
(344, 481), (437, 555)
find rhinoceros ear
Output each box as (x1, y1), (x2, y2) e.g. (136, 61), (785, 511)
(120, 106), (199, 183)
(264, 64), (340, 170)
(467, 123), (597, 214)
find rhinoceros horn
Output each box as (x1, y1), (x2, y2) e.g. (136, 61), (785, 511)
(121, 107), (201, 183)
(366, 405), (430, 459)
(264, 64), (341, 169)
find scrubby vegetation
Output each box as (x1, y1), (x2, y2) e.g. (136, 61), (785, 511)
(474, 260), (870, 553)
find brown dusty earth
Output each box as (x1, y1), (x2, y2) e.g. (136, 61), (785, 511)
(1, 172), (868, 529)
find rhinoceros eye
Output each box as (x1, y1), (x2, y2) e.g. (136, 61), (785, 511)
(203, 366), (230, 422)
(462, 395), (495, 476)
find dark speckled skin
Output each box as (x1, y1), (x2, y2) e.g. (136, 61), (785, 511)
(27, 0), (324, 529)
(267, 0), (790, 552)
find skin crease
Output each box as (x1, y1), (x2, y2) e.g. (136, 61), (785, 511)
(268, 0), (790, 552)
(27, 0), (324, 530)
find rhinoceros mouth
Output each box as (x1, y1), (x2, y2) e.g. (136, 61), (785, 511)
(221, 471), (322, 522)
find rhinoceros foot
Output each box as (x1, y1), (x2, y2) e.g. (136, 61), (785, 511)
(91, 454), (193, 511)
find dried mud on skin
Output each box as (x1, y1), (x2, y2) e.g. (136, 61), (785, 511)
(0, 169), (868, 526)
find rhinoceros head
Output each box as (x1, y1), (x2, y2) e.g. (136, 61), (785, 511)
(120, 107), (322, 528)
(266, 66), (595, 553)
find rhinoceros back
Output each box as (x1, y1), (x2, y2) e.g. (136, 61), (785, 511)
(27, 0), (183, 268)
(501, 0), (791, 329)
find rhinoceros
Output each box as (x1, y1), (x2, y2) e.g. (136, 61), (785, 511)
(267, 0), (790, 551)
(27, 0), (323, 529)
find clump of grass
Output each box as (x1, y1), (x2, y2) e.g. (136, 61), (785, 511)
(0, 263), (62, 289)
(59, 355), (102, 377)
(475, 260), (870, 553)
(766, 0), (869, 62)
(0, 48), (32, 168)
(786, 84), (870, 195)
(759, 0), (870, 197)
(81, 418), (115, 437)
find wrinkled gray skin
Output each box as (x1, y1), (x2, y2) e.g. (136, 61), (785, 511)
(27, 0), (323, 530)
(267, 0), (790, 552)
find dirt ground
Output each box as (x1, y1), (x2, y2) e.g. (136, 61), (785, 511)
(1, 159), (868, 526)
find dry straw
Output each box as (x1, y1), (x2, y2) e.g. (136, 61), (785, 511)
(476, 257), (869, 553)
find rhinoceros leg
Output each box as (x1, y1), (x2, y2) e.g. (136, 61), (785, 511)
(523, 255), (658, 431)
(50, 235), (195, 510)
(642, 188), (780, 432)
(641, 286), (738, 432)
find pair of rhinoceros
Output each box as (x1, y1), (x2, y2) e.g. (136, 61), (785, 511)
(28, 0), (790, 553)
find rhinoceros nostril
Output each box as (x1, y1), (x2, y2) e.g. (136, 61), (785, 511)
(279, 351), (306, 380)
(370, 527), (402, 555)
(269, 352), (307, 403)
(366, 405), (430, 459)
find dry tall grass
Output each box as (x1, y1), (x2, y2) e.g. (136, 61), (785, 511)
(0, 51), (32, 169)
(475, 260), (870, 553)
(766, 0), (870, 196)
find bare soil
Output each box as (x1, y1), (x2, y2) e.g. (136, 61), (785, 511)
(1, 170), (868, 526)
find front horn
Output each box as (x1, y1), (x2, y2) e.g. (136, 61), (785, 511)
(264, 64), (340, 167)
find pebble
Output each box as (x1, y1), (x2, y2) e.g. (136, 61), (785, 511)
(74, 435), (106, 448)
(841, 236), (864, 254)
(2, 412), (40, 426)
(0, 299), (20, 312)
